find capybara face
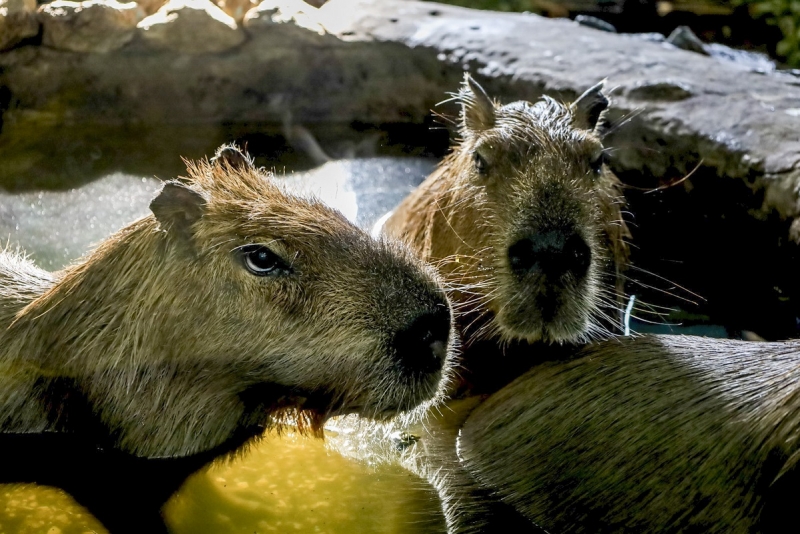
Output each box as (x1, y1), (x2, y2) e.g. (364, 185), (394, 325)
(1, 146), (455, 457)
(385, 76), (627, 345)
(148, 154), (456, 429)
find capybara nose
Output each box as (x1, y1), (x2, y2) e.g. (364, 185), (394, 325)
(392, 306), (451, 374)
(508, 230), (591, 279)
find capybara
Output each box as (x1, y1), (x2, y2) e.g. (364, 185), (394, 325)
(0, 145), (455, 533)
(384, 75), (628, 361)
(333, 76), (632, 530)
(347, 77), (799, 534)
(459, 335), (800, 534)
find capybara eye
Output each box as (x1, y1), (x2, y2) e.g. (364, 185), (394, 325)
(589, 150), (607, 175)
(473, 151), (489, 175)
(239, 245), (291, 277)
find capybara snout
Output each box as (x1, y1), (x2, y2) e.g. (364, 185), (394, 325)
(507, 229), (592, 283)
(390, 304), (451, 375)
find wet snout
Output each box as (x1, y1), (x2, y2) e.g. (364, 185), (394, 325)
(391, 305), (451, 375)
(508, 228), (591, 282)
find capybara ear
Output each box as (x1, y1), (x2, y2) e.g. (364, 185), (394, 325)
(211, 144), (254, 171)
(571, 81), (609, 132)
(460, 73), (496, 132)
(150, 181), (206, 243)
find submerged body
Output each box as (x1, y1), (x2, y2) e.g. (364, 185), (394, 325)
(460, 335), (800, 534)
(0, 146), (455, 533)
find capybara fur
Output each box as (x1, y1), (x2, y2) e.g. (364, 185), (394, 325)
(341, 76), (634, 529)
(385, 75), (628, 356)
(458, 335), (800, 534)
(0, 145), (455, 533)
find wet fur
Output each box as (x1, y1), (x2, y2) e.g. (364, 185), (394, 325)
(337, 79), (798, 534)
(385, 76), (629, 350)
(0, 149), (456, 532)
(460, 335), (800, 534)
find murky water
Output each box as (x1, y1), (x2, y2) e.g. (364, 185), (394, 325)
(0, 429), (444, 534)
(0, 141), (443, 533)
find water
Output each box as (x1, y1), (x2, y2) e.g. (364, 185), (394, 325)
(0, 174), (162, 270)
(0, 429), (444, 534)
(284, 158), (434, 230)
(0, 148), (441, 533)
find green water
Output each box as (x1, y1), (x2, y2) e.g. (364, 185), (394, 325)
(0, 430), (444, 534)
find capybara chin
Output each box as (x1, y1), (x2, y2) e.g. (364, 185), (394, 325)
(459, 335), (800, 534)
(385, 75), (628, 346)
(0, 145), (455, 532)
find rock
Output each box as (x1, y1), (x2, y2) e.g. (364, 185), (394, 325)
(0, 0), (39, 51)
(242, 0), (323, 34)
(666, 25), (709, 55)
(38, 0), (138, 53)
(705, 42), (776, 73)
(134, 0), (166, 17)
(137, 0), (245, 53)
(626, 79), (693, 101)
(214, 0), (256, 23)
(664, 25), (778, 73)
(574, 14), (615, 33)
(631, 32), (665, 43)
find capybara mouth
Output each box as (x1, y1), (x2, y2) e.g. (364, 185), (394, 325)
(496, 285), (594, 343)
(276, 375), (444, 423)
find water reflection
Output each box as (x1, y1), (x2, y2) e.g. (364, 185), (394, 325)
(284, 158), (434, 229)
(0, 173), (161, 270)
(0, 484), (104, 534)
(167, 431), (444, 534)
(0, 430), (444, 534)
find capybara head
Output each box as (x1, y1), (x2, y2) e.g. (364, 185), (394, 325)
(385, 75), (628, 345)
(2, 146), (455, 457)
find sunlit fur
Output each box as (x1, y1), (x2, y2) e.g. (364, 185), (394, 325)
(0, 156), (455, 459)
(385, 75), (629, 346)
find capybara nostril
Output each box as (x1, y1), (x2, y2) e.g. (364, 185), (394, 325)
(508, 230), (591, 280)
(392, 306), (451, 375)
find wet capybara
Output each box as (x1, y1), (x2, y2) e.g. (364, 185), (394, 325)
(384, 75), (629, 358)
(0, 145), (455, 533)
(459, 335), (800, 534)
(330, 76), (632, 531)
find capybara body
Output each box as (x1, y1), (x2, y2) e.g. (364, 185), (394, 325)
(459, 335), (800, 534)
(384, 75), (628, 354)
(351, 77), (633, 530)
(0, 146), (455, 532)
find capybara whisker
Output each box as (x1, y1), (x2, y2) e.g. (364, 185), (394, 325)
(384, 75), (629, 386)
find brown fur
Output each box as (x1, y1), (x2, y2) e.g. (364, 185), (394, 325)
(384, 75), (629, 349)
(0, 147), (455, 459)
(460, 335), (800, 534)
